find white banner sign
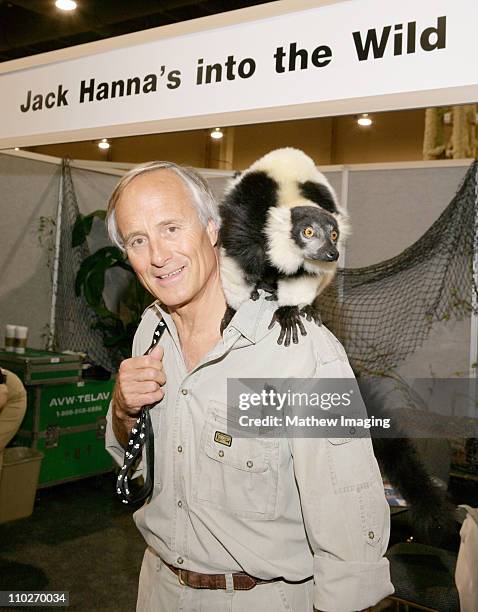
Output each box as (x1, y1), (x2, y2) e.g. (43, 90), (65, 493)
(0, 0), (476, 147)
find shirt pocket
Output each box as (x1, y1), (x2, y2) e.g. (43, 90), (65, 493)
(326, 437), (377, 494)
(193, 400), (279, 520)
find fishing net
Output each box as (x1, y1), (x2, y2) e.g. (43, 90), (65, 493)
(317, 160), (478, 376)
(53, 161), (118, 371)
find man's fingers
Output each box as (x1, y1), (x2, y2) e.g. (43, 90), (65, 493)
(122, 388), (165, 413)
(122, 367), (166, 385)
(133, 388), (165, 407)
(121, 380), (161, 394)
(119, 352), (163, 373)
(117, 379), (165, 405)
(115, 345), (167, 418)
(150, 343), (164, 359)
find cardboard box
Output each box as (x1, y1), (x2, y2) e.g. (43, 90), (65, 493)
(0, 447), (43, 523)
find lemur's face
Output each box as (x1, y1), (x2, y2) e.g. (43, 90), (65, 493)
(116, 170), (219, 309)
(290, 206), (339, 262)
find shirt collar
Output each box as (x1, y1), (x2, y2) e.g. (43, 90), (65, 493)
(227, 291), (275, 344)
(147, 291), (275, 345)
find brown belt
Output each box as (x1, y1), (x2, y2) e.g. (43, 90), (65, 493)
(163, 560), (283, 591)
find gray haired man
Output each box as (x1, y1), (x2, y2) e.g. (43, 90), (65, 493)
(104, 161), (393, 611)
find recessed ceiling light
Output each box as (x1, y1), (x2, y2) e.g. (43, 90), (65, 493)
(98, 138), (110, 150)
(55, 0), (77, 12)
(210, 127), (224, 140)
(357, 113), (372, 127)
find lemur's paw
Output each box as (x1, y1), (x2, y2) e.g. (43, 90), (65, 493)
(299, 304), (322, 326)
(264, 289), (278, 301)
(268, 306), (308, 346)
(220, 306), (236, 335)
(251, 284), (277, 301)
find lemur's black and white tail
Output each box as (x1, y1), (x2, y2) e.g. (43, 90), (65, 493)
(358, 378), (457, 546)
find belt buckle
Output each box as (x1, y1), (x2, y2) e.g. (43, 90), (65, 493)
(178, 569), (186, 586)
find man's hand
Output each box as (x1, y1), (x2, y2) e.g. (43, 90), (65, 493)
(112, 344), (166, 448)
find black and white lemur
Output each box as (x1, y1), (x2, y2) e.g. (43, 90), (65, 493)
(218, 147), (456, 545)
(219, 147), (350, 345)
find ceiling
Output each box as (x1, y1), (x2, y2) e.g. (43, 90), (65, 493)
(0, 0), (272, 63)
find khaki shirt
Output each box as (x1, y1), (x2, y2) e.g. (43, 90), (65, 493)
(105, 292), (394, 611)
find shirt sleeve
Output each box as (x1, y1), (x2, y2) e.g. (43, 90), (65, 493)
(104, 402), (144, 480)
(104, 318), (146, 480)
(289, 347), (394, 611)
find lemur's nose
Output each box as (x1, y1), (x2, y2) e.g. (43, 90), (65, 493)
(326, 250), (339, 261)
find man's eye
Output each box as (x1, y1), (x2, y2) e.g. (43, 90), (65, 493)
(130, 236), (147, 248)
(167, 226), (179, 234)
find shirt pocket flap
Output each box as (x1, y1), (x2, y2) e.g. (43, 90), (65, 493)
(327, 437), (353, 445)
(204, 434), (269, 473)
(205, 400), (270, 473)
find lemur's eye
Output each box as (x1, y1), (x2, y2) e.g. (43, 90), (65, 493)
(330, 230), (338, 241)
(303, 227), (314, 238)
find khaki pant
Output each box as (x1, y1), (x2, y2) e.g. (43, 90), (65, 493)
(136, 546), (314, 612)
(0, 369), (27, 481)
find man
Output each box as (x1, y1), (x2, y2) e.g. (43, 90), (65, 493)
(105, 161), (394, 611)
(0, 367), (27, 480)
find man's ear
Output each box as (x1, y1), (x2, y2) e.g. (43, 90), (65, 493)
(206, 219), (219, 247)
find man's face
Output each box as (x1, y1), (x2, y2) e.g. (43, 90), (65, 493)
(115, 170), (219, 309)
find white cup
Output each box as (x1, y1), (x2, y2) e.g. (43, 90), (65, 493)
(15, 325), (28, 354)
(5, 324), (16, 352)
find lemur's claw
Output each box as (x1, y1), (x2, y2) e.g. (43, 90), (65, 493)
(268, 306), (308, 346)
(220, 306), (236, 334)
(299, 305), (322, 326)
(252, 284), (277, 301)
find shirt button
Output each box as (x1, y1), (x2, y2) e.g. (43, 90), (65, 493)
(349, 427), (356, 435)
(181, 388), (188, 396)
(368, 530), (375, 540)
(218, 450), (224, 457)
(246, 460), (253, 468)
(177, 557), (184, 565)
(177, 445), (183, 453)
(177, 500), (183, 508)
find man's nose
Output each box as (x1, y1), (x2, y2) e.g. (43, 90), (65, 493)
(149, 239), (172, 267)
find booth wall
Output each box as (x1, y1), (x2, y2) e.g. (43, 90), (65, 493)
(345, 166), (469, 267)
(70, 167), (118, 217)
(0, 154), (59, 348)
